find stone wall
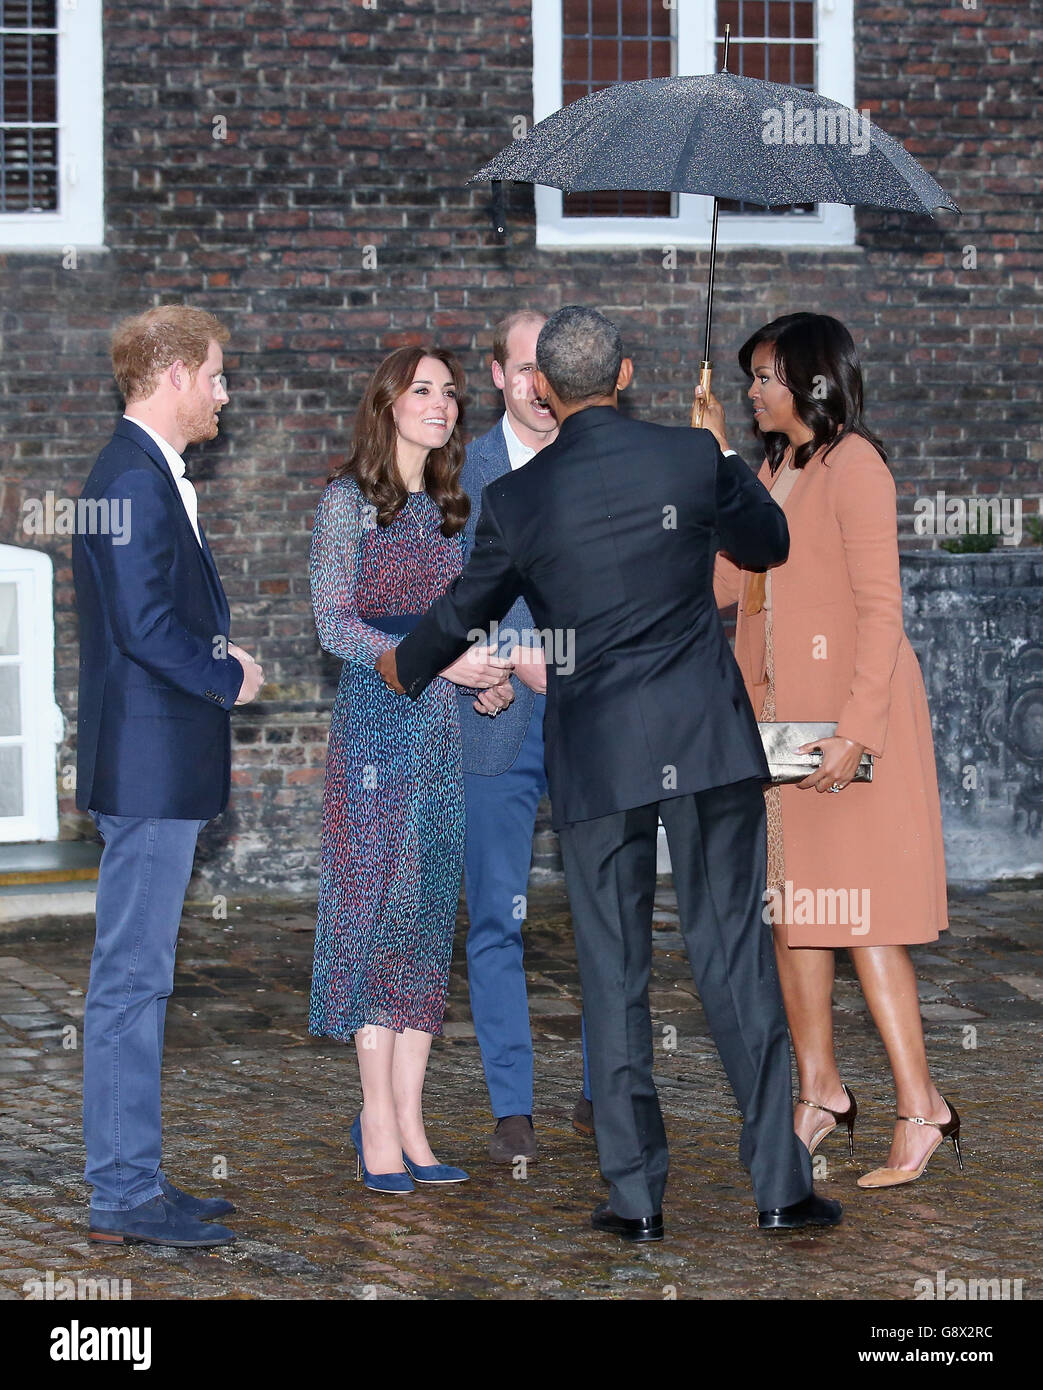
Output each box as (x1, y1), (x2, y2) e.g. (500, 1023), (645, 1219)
(903, 552), (1043, 883)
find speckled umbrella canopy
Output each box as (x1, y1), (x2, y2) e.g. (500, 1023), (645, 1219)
(470, 67), (958, 421)
(470, 71), (959, 216)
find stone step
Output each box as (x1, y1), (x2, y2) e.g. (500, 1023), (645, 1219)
(0, 841), (101, 888)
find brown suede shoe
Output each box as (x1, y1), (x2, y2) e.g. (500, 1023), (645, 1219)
(572, 1096), (595, 1137)
(489, 1114), (537, 1163)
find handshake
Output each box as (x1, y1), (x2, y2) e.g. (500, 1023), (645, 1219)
(375, 642), (548, 715)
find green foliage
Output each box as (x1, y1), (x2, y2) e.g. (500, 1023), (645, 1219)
(941, 530), (1001, 554)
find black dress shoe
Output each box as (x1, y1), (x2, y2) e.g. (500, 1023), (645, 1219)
(572, 1095), (595, 1137)
(758, 1192), (843, 1230)
(591, 1200), (664, 1242)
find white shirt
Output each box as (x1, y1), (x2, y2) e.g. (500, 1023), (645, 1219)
(501, 413), (538, 471)
(123, 414), (202, 546)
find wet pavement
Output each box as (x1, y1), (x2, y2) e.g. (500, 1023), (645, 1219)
(0, 881), (1039, 1302)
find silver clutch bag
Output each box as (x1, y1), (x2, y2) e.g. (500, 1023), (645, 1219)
(758, 721), (874, 785)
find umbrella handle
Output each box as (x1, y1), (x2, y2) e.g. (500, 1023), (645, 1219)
(690, 361), (713, 428)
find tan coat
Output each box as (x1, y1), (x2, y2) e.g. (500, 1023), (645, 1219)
(714, 434), (948, 947)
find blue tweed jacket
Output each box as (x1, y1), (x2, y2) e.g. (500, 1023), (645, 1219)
(457, 420), (541, 776)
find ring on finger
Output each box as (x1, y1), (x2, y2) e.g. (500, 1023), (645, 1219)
(828, 782), (843, 793)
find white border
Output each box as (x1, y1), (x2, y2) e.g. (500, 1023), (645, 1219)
(531, 0), (856, 249)
(0, 544), (62, 842)
(0, 0), (104, 249)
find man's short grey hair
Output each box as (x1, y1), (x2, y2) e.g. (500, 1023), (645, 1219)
(536, 306), (623, 403)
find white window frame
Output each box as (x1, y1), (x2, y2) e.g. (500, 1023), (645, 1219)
(0, 0), (104, 249)
(532, 0), (855, 249)
(0, 545), (63, 843)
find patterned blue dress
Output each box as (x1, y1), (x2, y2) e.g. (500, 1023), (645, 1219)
(309, 477), (465, 1038)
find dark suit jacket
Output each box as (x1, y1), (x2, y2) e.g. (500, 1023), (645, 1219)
(457, 421), (539, 777)
(73, 418), (243, 819)
(394, 406), (789, 829)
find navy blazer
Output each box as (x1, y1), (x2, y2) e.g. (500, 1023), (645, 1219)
(394, 408), (788, 829)
(457, 421), (540, 777)
(73, 418), (243, 819)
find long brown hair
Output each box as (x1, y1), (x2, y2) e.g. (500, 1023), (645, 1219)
(330, 346), (470, 536)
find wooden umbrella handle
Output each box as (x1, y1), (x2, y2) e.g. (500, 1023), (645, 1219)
(690, 360), (713, 428)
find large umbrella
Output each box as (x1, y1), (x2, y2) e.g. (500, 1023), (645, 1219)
(470, 27), (958, 425)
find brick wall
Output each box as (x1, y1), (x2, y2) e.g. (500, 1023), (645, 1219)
(0, 0), (1038, 894)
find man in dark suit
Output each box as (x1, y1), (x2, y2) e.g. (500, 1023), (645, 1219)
(459, 309), (592, 1163)
(377, 307), (841, 1239)
(73, 305), (263, 1247)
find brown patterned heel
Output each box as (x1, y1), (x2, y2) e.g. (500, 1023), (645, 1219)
(798, 1083), (858, 1157)
(857, 1097), (963, 1188)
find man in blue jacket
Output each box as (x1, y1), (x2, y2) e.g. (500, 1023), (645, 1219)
(461, 311), (590, 1164)
(73, 305), (264, 1247)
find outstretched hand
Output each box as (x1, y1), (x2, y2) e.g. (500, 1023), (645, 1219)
(440, 644), (515, 689)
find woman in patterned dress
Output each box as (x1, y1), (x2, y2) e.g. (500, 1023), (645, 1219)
(702, 314), (958, 1190)
(309, 347), (514, 1188)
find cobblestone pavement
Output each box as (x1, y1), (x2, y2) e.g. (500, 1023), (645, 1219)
(0, 882), (1039, 1302)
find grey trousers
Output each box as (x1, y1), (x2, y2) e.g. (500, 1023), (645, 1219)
(557, 778), (813, 1219)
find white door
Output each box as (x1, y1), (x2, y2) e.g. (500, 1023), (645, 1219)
(0, 545), (63, 842)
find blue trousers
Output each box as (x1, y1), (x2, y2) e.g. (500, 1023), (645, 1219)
(83, 813), (205, 1211)
(463, 700), (591, 1118)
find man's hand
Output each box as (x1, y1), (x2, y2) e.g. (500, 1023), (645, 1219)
(694, 385), (730, 454)
(440, 644), (515, 689)
(375, 647), (405, 694)
(473, 679), (515, 717)
(228, 641), (264, 705)
(506, 645), (547, 695)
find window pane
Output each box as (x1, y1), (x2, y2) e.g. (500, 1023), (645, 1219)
(0, 125), (58, 211)
(0, 4), (59, 213)
(0, 745), (24, 817)
(0, 665), (21, 737)
(0, 583), (18, 656)
(2, 4), (59, 25)
(2, 33), (57, 121)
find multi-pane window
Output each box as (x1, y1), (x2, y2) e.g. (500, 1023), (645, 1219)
(532, 0), (856, 248)
(0, 0), (103, 247)
(716, 0), (816, 215)
(562, 0), (674, 218)
(0, 0), (59, 214)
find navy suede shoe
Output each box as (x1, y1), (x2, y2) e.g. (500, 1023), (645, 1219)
(89, 1195), (236, 1247)
(160, 1177), (236, 1220)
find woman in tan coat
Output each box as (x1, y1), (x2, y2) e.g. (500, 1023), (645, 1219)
(702, 313), (963, 1189)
